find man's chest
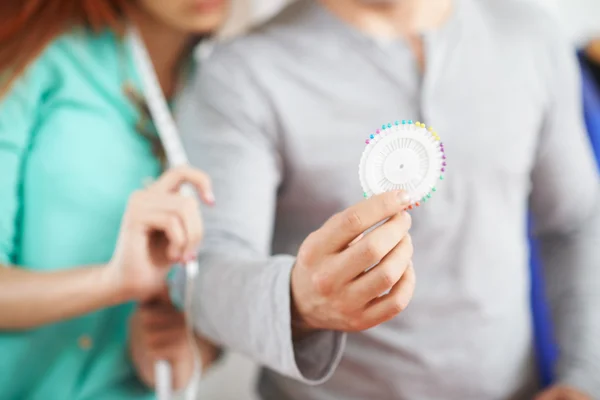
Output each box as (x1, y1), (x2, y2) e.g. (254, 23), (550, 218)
(275, 58), (544, 211)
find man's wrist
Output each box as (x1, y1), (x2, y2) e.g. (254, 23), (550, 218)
(290, 293), (319, 341)
(290, 262), (319, 340)
(292, 322), (319, 341)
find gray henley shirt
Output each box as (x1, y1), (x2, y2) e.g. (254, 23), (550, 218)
(174, 0), (600, 398)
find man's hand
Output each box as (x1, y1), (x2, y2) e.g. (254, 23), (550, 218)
(535, 385), (592, 400)
(291, 190), (414, 333)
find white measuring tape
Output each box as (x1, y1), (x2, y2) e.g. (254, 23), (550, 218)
(127, 26), (208, 400)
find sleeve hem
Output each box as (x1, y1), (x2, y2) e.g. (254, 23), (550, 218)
(175, 253), (346, 385)
(272, 255), (346, 384)
(292, 329), (346, 385)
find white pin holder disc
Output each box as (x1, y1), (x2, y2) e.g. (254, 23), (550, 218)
(359, 120), (446, 209)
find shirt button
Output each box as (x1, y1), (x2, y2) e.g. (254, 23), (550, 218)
(78, 335), (93, 350)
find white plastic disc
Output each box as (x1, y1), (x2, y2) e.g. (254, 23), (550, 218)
(359, 121), (446, 207)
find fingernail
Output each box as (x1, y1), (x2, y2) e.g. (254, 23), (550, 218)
(206, 192), (216, 205)
(172, 251), (184, 263)
(397, 191), (411, 204)
(185, 252), (197, 262)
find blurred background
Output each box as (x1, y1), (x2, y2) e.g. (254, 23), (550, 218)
(197, 0), (600, 398)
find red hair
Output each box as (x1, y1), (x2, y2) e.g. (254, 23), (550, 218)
(0, 0), (133, 95)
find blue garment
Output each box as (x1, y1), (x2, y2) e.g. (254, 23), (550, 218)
(581, 56), (600, 168)
(530, 52), (600, 387)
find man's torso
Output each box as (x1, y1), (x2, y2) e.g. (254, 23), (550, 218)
(204, 0), (562, 398)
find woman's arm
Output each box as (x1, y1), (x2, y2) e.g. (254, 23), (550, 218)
(0, 70), (124, 330)
(0, 166), (213, 331)
(0, 264), (123, 330)
(0, 52), (214, 332)
(0, 55), (110, 330)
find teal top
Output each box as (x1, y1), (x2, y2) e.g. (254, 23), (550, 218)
(0, 29), (163, 399)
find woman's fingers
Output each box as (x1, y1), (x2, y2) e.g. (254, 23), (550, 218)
(137, 301), (186, 349)
(142, 211), (187, 262)
(150, 166), (215, 205)
(178, 195), (203, 260)
(114, 168), (211, 301)
(132, 193), (203, 262)
(131, 300), (196, 389)
(172, 353), (195, 392)
(144, 285), (172, 305)
(139, 305), (185, 329)
(138, 311), (189, 359)
(143, 326), (186, 349)
(145, 334), (188, 361)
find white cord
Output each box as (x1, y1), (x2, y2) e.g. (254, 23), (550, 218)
(127, 27), (203, 400)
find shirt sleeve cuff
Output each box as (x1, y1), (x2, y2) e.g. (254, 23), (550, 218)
(292, 329), (346, 384)
(169, 254), (346, 384)
(269, 255), (346, 383)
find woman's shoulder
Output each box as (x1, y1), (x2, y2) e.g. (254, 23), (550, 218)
(4, 28), (133, 115)
(41, 28), (124, 79)
(5, 29), (123, 100)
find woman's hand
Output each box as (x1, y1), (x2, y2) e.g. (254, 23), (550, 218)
(106, 166), (214, 302)
(0, 166), (213, 330)
(129, 289), (220, 391)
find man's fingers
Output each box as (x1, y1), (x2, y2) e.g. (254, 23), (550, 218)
(317, 191), (410, 254)
(335, 212), (411, 283)
(361, 262), (416, 328)
(293, 191), (416, 333)
(348, 233), (364, 247)
(344, 234), (413, 305)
